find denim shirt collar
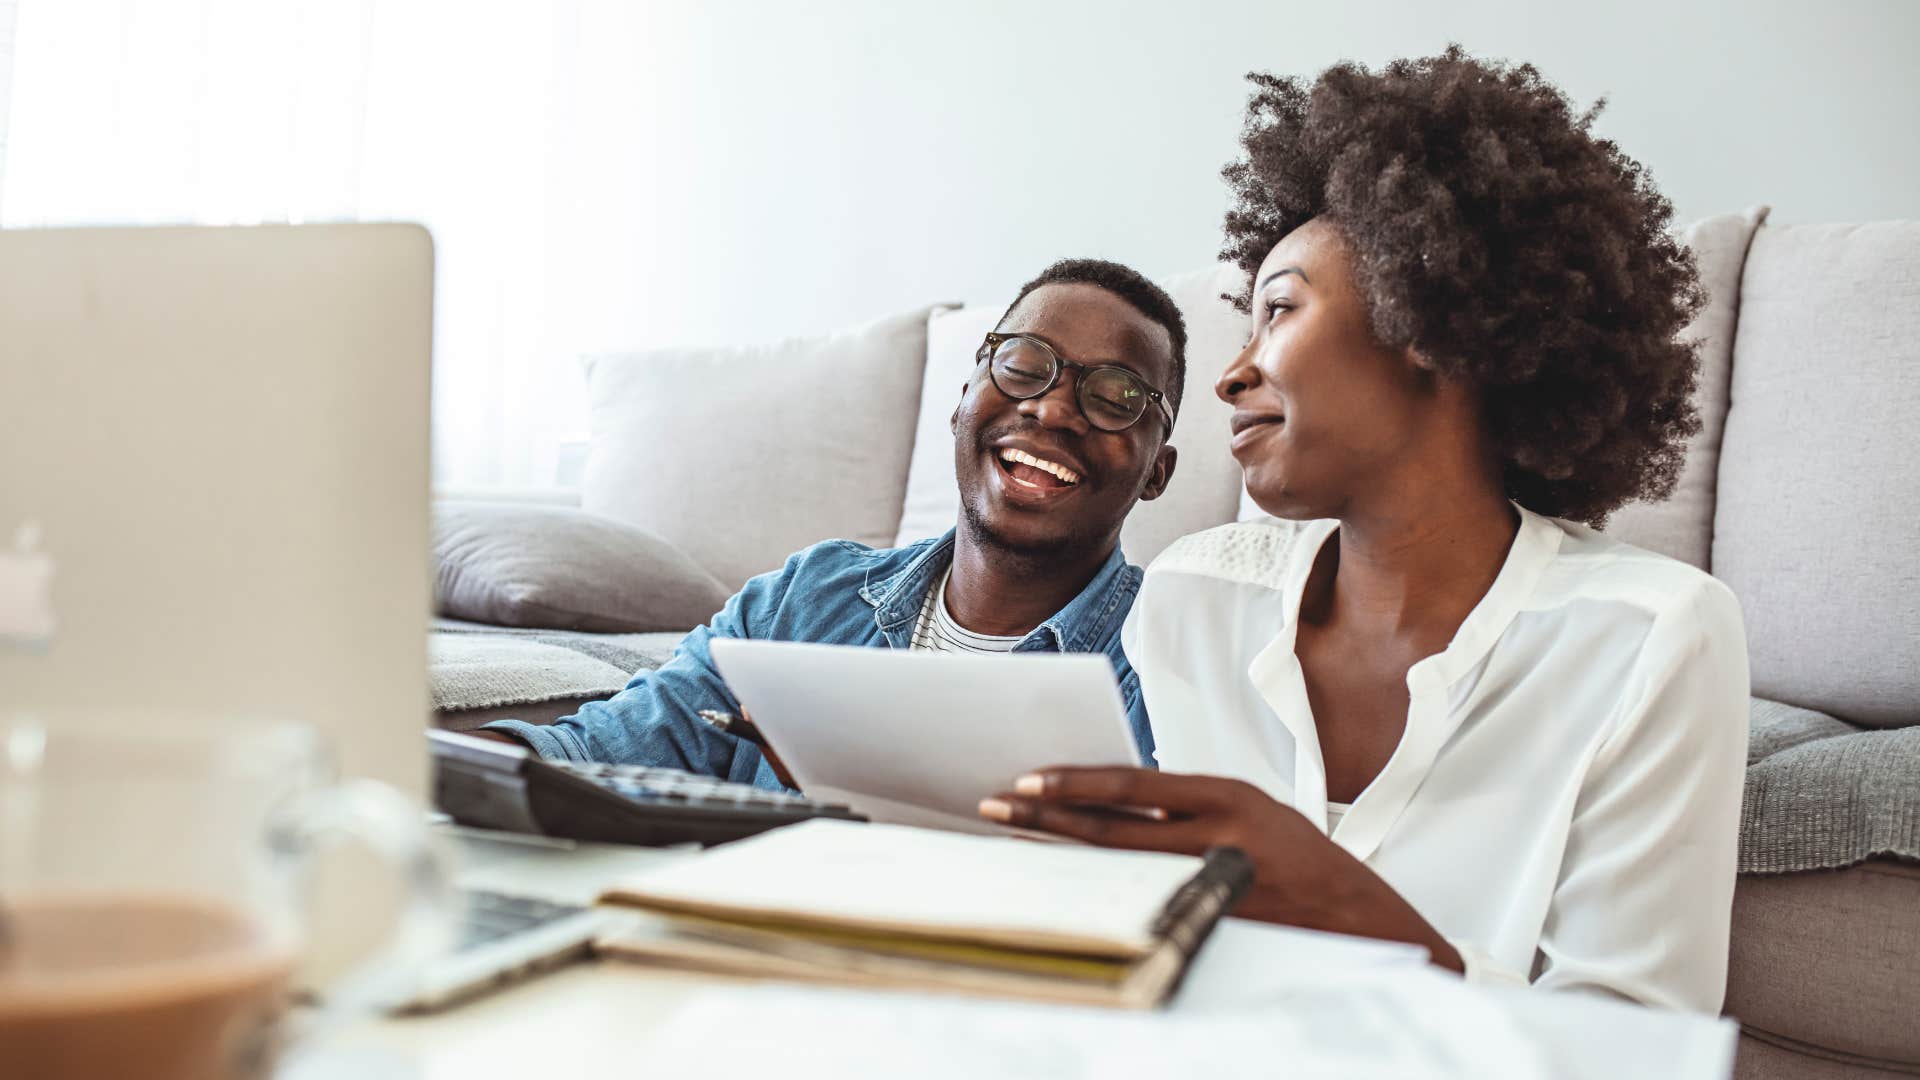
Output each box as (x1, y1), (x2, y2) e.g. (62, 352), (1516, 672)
(858, 529), (1134, 653)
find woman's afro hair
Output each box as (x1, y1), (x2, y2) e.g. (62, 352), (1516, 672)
(1221, 46), (1704, 526)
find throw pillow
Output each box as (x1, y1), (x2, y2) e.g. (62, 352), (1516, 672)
(581, 304), (949, 589)
(1713, 219), (1920, 727)
(434, 502), (731, 633)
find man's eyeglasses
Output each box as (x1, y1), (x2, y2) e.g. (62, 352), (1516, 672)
(976, 333), (1176, 434)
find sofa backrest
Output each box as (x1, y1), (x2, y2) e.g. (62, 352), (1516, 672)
(1710, 220), (1920, 728)
(573, 212), (1917, 731)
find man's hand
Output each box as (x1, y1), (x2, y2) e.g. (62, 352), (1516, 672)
(978, 766), (1463, 974)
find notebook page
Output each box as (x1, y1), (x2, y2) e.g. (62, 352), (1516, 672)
(601, 820), (1203, 957)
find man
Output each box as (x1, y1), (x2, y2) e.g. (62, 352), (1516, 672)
(477, 258), (1185, 789)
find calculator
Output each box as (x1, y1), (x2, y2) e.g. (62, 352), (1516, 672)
(428, 729), (866, 847)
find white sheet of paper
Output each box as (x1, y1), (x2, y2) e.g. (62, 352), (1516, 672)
(603, 819), (1201, 954)
(638, 979), (1557, 1080)
(1172, 917), (1433, 1009)
(708, 638), (1142, 831)
(637, 969), (1736, 1080)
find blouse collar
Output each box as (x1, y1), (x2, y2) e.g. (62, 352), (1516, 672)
(1247, 503), (1565, 858)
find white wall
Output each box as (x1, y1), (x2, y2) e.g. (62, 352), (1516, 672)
(4, 0), (1914, 486)
(550, 0), (1920, 355)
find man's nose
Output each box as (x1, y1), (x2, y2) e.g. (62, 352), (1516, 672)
(1017, 376), (1090, 434)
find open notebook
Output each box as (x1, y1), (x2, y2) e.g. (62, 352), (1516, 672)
(594, 820), (1252, 1008)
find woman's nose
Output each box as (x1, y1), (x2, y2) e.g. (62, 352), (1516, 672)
(1216, 339), (1263, 404)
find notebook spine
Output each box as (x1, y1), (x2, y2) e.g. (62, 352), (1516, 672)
(1148, 846), (1254, 957)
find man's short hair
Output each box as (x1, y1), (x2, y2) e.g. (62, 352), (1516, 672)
(995, 258), (1188, 423)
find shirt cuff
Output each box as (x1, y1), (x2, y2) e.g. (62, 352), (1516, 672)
(480, 718), (587, 763)
(1452, 940), (1532, 987)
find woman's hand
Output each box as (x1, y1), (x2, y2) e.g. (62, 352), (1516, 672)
(978, 766), (1463, 974)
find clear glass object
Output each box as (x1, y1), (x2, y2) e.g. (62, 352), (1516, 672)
(0, 710), (453, 1080)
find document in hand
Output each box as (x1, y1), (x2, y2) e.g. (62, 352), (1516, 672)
(595, 820), (1253, 1009)
(708, 638), (1141, 834)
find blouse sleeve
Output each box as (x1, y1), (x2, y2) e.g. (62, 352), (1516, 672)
(1530, 578), (1752, 1011)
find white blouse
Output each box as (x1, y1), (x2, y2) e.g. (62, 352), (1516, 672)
(1125, 506), (1750, 1012)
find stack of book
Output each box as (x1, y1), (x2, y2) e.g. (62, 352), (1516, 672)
(593, 820), (1252, 1008)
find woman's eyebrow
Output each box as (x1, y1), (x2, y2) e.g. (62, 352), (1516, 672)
(1257, 266), (1311, 290)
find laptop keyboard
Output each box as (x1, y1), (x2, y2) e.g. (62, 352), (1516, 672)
(458, 889), (587, 952)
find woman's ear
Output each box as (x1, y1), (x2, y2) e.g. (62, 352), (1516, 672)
(1405, 346), (1450, 395)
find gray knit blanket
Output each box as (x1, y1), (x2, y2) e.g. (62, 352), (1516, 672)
(1742, 698), (1920, 874)
(429, 618), (682, 711)
(426, 622), (1918, 875)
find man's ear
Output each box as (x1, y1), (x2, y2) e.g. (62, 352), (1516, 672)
(949, 379), (973, 435)
(1139, 445), (1178, 502)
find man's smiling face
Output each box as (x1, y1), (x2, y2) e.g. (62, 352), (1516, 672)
(951, 282), (1178, 560)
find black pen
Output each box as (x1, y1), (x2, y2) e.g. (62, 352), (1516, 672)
(696, 708), (766, 746)
(698, 709), (796, 788)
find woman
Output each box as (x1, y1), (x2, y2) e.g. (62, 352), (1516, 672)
(978, 49), (1748, 1012)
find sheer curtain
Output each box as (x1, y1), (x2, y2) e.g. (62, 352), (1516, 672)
(0, 0), (584, 490)
(0, 1), (17, 211)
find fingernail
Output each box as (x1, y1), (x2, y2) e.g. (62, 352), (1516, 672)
(978, 797), (1013, 822)
(1013, 773), (1045, 796)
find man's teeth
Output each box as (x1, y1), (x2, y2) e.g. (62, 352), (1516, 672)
(998, 448), (1080, 484)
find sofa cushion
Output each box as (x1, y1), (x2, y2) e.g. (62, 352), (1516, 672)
(894, 264), (1251, 567)
(1712, 221), (1920, 728)
(434, 502), (730, 633)
(1741, 699), (1920, 875)
(1734, 1031), (1914, 1080)
(1603, 208), (1769, 570)
(1727, 859), (1920, 1070)
(582, 304), (946, 590)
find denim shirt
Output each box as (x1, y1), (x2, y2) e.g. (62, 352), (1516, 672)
(483, 530), (1155, 790)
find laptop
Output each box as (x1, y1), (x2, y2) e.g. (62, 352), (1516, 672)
(0, 223), (602, 1010)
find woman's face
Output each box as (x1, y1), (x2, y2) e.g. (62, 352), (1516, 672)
(1216, 217), (1444, 521)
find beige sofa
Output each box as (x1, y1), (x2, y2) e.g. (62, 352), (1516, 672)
(434, 208), (1919, 1077)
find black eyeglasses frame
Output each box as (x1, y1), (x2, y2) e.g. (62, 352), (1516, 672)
(976, 332), (1176, 435)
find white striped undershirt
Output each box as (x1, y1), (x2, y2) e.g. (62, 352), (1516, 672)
(909, 567), (1024, 655)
